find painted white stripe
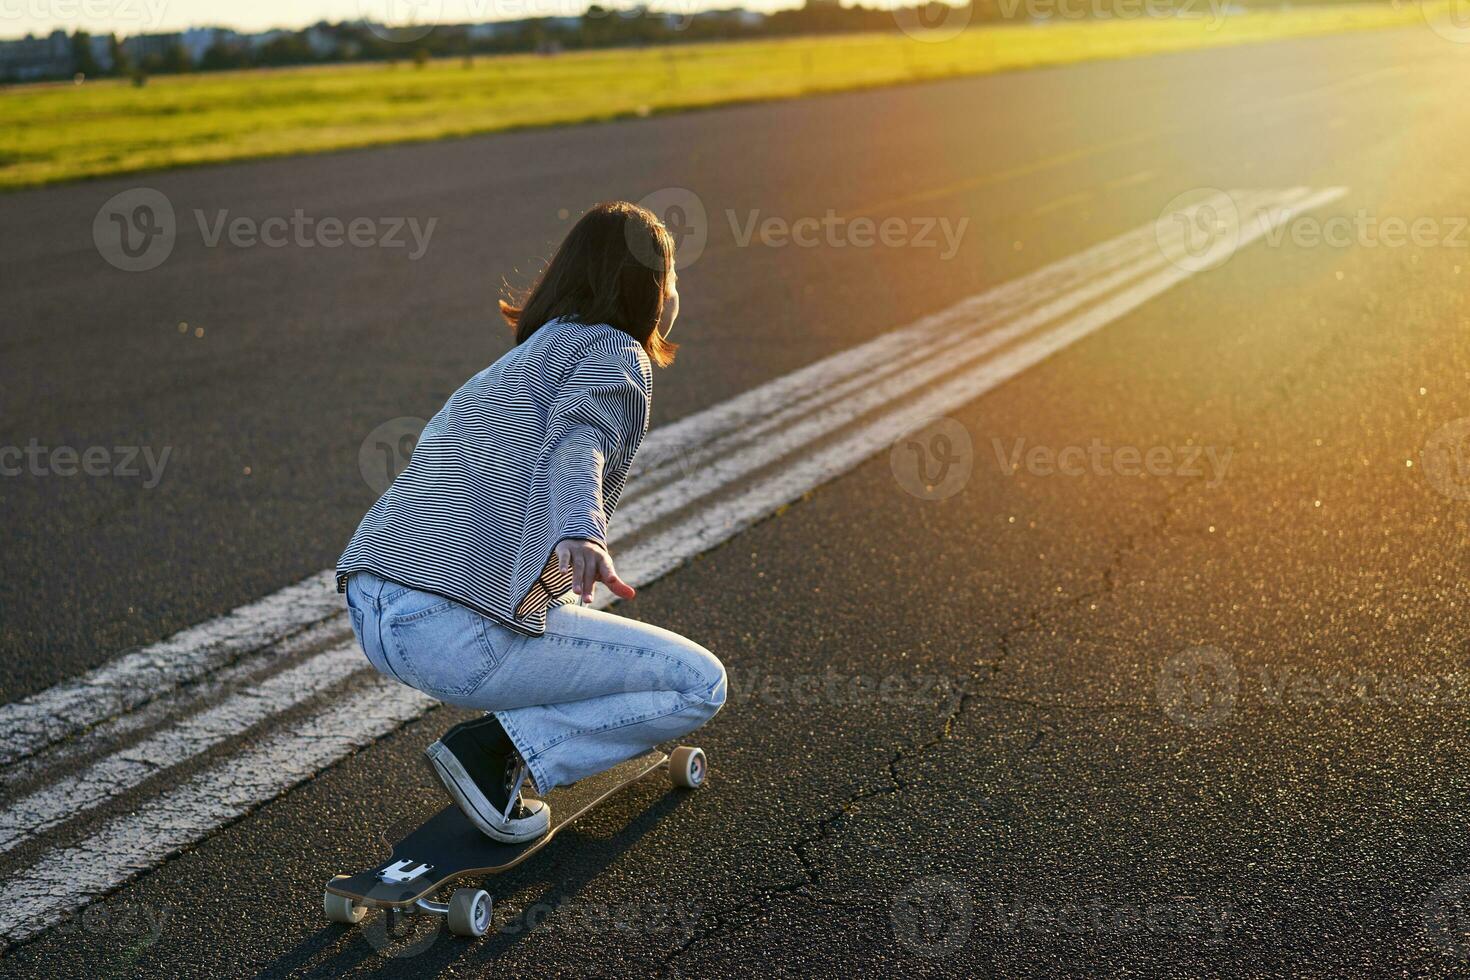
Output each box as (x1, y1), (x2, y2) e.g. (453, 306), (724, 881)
(0, 614), (353, 791)
(627, 191), (1271, 491)
(0, 676), (434, 948)
(616, 186), (1349, 587)
(0, 570), (343, 767)
(0, 214), (1224, 886)
(0, 644), (366, 856)
(0, 188), (1349, 945)
(0, 194), (1226, 770)
(613, 191), (1296, 537)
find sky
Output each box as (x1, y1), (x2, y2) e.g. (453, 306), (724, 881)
(0, 0), (800, 41)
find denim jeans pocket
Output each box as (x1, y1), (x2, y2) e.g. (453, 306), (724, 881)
(387, 598), (502, 700)
(348, 605), (366, 649)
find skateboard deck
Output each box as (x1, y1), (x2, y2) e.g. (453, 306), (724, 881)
(327, 749), (670, 909)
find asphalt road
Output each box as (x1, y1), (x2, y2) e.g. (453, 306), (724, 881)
(3, 22), (1470, 978)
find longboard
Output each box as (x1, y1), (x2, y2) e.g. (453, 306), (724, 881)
(323, 745), (707, 937)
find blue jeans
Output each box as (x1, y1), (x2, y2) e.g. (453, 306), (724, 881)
(344, 571), (727, 793)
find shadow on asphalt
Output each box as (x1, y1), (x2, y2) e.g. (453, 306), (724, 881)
(259, 790), (690, 977)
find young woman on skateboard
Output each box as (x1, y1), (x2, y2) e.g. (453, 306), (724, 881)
(337, 202), (726, 843)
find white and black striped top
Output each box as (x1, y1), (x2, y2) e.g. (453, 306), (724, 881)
(336, 318), (653, 635)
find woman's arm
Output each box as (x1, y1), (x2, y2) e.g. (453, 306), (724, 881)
(546, 343), (650, 603)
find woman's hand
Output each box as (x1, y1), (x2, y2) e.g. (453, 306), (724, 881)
(555, 539), (636, 604)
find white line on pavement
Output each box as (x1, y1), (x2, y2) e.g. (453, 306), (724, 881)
(0, 188), (1349, 946)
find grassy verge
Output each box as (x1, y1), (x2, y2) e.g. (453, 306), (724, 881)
(0, 3), (1446, 191)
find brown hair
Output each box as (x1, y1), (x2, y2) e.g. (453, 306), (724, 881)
(499, 201), (677, 368)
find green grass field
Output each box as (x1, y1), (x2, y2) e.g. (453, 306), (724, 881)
(0, 3), (1447, 190)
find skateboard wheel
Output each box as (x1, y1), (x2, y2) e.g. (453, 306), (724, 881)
(447, 888), (492, 937)
(668, 746), (707, 789)
(324, 883), (367, 925)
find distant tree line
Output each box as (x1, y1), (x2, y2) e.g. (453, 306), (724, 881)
(2, 0), (1379, 84)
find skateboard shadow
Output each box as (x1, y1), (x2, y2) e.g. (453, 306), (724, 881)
(259, 788), (690, 978)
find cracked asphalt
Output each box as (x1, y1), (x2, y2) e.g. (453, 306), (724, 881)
(4, 24), (1470, 979)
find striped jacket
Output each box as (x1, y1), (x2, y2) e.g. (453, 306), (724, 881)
(336, 318), (653, 635)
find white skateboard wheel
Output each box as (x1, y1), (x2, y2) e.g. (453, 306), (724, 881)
(447, 888), (492, 937)
(324, 882), (367, 925)
(668, 746), (707, 789)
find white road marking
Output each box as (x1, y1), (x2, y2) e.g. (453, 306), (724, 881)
(0, 676), (434, 949)
(615, 192), (1289, 539)
(0, 191), (1199, 773)
(0, 644), (365, 856)
(618, 187), (1348, 588)
(0, 188), (1349, 946)
(0, 570), (343, 767)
